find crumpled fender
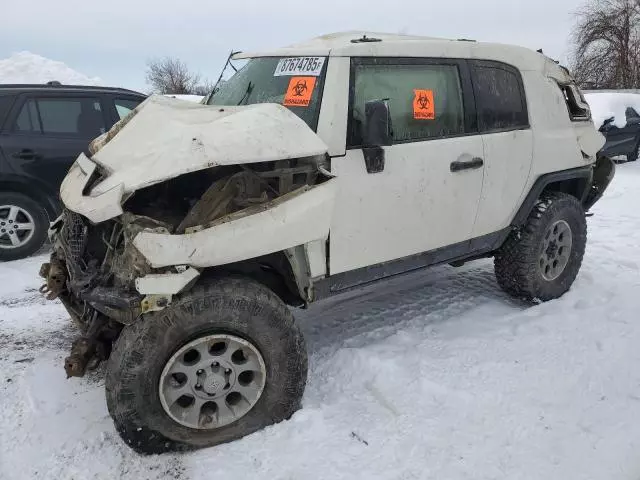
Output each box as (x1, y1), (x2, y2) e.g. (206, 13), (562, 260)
(60, 154), (124, 224)
(132, 179), (337, 268)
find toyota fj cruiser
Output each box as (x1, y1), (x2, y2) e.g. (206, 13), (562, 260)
(40, 32), (615, 454)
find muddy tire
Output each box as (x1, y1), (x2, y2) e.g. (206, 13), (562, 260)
(105, 276), (307, 454)
(494, 192), (587, 301)
(0, 193), (49, 262)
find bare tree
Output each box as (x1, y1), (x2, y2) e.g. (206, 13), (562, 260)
(145, 57), (201, 94)
(192, 80), (216, 97)
(570, 0), (640, 89)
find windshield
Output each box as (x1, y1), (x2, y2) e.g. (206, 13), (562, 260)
(207, 57), (327, 130)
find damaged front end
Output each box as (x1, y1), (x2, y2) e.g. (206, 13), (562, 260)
(41, 95), (336, 378)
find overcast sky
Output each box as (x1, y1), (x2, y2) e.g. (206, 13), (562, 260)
(2, 0), (586, 92)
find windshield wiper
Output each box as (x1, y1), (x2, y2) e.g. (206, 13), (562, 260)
(237, 81), (254, 105)
(210, 50), (241, 99)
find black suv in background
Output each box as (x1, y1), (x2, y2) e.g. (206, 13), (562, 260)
(0, 84), (146, 260)
(599, 107), (640, 162)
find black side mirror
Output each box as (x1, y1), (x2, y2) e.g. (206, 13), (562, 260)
(362, 99), (392, 174)
(364, 99), (392, 146)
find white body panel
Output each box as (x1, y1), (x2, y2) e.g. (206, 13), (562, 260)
(315, 56), (349, 156)
(135, 267), (200, 295)
(133, 180), (337, 269)
(60, 154), (124, 224)
(91, 95), (328, 195)
(473, 130), (534, 237)
(329, 138), (484, 274)
(515, 72), (604, 211)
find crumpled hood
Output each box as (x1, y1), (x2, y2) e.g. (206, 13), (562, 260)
(90, 94), (328, 195)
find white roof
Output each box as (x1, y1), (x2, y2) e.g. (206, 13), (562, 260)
(235, 31), (566, 76)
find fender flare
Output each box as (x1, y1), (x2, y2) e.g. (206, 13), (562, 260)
(511, 166), (593, 227)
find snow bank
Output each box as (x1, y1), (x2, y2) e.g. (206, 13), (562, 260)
(0, 51), (101, 85)
(584, 91), (640, 129)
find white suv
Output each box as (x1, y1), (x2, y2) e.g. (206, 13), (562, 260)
(40, 32), (615, 453)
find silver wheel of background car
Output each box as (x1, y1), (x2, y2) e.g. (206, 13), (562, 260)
(0, 205), (36, 250)
(159, 333), (267, 430)
(539, 220), (573, 281)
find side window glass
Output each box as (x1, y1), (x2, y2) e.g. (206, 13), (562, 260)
(0, 95), (16, 129)
(37, 98), (105, 137)
(14, 99), (42, 133)
(474, 65), (528, 131)
(114, 98), (142, 120)
(349, 63), (465, 146)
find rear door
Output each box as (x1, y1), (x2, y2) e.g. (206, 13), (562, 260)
(0, 94), (108, 193)
(469, 61), (534, 237)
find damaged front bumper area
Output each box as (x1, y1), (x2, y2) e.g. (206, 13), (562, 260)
(41, 154), (336, 378)
(40, 210), (181, 377)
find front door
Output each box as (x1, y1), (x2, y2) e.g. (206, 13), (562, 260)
(329, 58), (484, 275)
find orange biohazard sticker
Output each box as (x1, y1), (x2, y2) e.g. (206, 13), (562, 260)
(284, 77), (316, 107)
(413, 89), (435, 120)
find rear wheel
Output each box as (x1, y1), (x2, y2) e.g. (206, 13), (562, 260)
(494, 192), (587, 301)
(105, 276), (308, 454)
(0, 193), (49, 262)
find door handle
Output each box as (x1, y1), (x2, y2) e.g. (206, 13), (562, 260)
(450, 157), (484, 172)
(12, 149), (41, 160)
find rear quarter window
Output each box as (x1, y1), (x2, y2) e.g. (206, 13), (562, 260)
(560, 84), (591, 121)
(472, 61), (529, 132)
(0, 94), (16, 130)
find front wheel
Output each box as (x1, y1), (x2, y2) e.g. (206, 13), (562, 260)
(494, 192), (587, 301)
(105, 276), (308, 454)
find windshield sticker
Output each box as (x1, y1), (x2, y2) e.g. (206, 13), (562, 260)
(274, 57), (325, 77)
(413, 89), (435, 120)
(283, 77), (316, 107)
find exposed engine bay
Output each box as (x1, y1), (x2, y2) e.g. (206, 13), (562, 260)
(41, 156), (332, 378)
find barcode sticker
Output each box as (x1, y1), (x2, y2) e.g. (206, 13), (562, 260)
(274, 57), (326, 77)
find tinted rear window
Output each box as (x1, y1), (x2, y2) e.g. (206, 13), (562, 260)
(473, 62), (528, 132)
(0, 94), (16, 130)
(13, 97), (105, 137)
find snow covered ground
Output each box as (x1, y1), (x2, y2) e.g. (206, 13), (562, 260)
(0, 52), (101, 85)
(1, 162), (640, 480)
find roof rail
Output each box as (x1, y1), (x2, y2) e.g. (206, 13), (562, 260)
(0, 83), (146, 96)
